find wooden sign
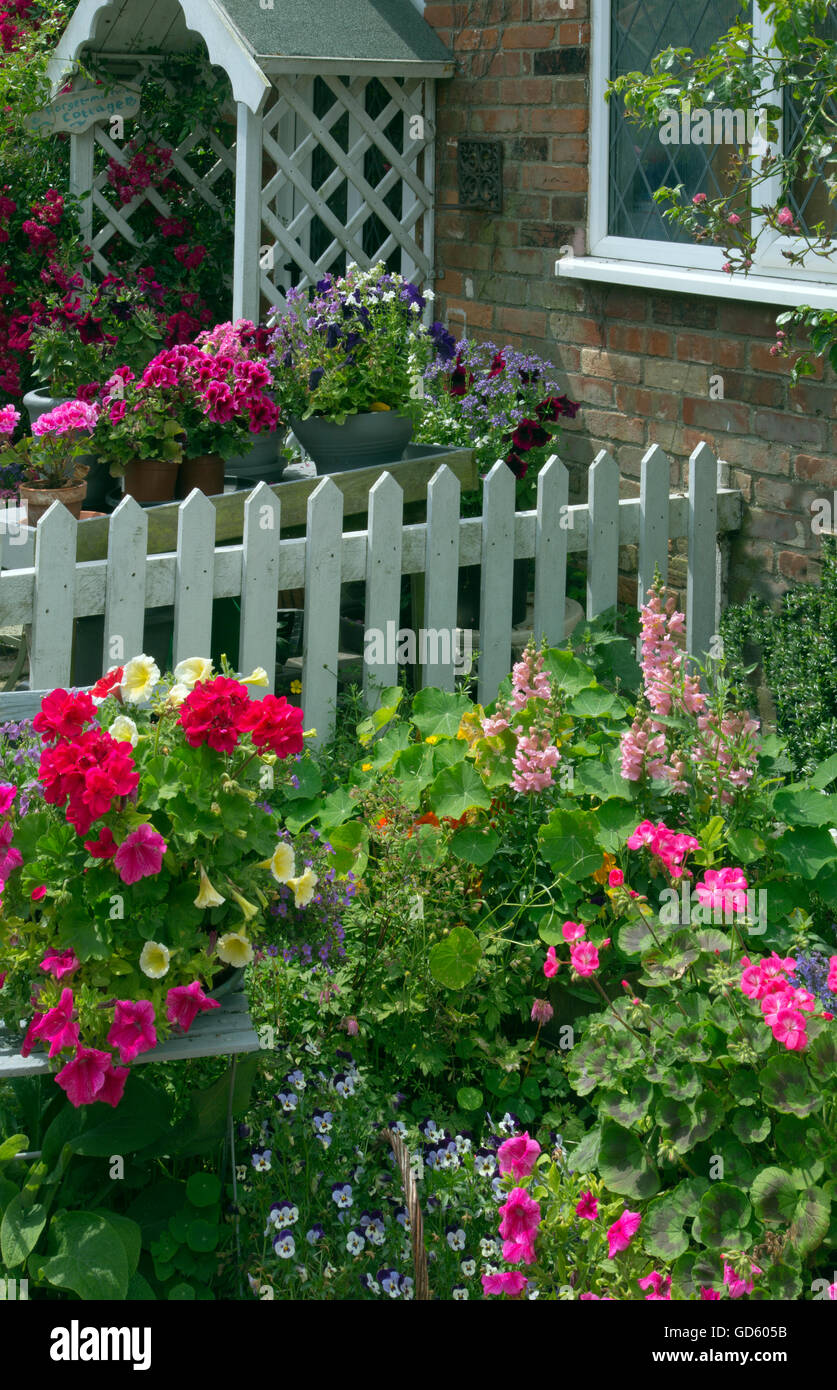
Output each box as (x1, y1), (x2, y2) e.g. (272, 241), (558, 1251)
(24, 85), (141, 136)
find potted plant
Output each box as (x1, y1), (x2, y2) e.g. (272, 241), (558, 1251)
(194, 319), (283, 483)
(2, 398), (99, 526)
(91, 366), (185, 504)
(0, 655), (308, 1107)
(268, 262), (434, 473)
(414, 337), (581, 625)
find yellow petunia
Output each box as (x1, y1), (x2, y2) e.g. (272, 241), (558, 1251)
(139, 941), (170, 979)
(242, 667), (269, 687)
(287, 868), (318, 909)
(228, 887), (259, 922)
(194, 863), (226, 909)
(217, 932), (255, 968)
(261, 841), (296, 885)
(122, 654), (161, 705)
(173, 657), (213, 690)
(166, 682), (191, 707)
(109, 714), (139, 746)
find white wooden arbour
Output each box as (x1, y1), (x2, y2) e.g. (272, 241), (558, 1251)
(47, 0), (453, 318)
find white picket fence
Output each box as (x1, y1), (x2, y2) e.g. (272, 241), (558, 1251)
(0, 442), (742, 744)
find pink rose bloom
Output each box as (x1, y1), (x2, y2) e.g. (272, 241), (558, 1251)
(570, 941), (600, 977)
(776, 206), (794, 227)
(608, 868), (624, 887)
(31, 987), (79, 1058)
(107, 999), (157, 1063)
(575, 1191), (598, 1220)
(692, 193), (707, 205)
(498, 1131), (541, 1180)
(39, 947), (80, 980)
(166, 980), (220, 1031)
(114, 823), (167, 885)
(695, 866), (749, 915)
(56, 1046), (113, 1106)
(481, 1270), (527, 1297)
(723, 1262), (761, 1298)
(0, 782), (16, 814)
(543, 945), (560, 978)
(562, 921), (586, 942)
(498, 1187), (541, 1244)
(607, 1208), (641, 1258)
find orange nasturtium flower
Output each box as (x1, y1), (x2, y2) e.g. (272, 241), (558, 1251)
(592, 852), (617, 886)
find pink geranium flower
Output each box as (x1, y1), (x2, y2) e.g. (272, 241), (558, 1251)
(166, 980), (220, 1031)
(700, 1287), (721, 1300)
(107, 999), (157, 1063)
(114, 823), (167, 884)
(607, 1208), (642, 1258)
(695, 866), (749, 915)
(498, 1187), (541, 1244)
(56, 1046), (113, 1106)
(608, 868), (624, 887)
(543, 945), (559, 978)
(0, 782), (16, 814)
(498, 1132), (541, 1179)
(570, 941), (600, 977)
(575, 1191), (598, 1220)
(638, 1270), (671, 1300)
(723, 1261), (762, 1298)
(39, 948), (80, 980)
(828, 956), (837, 994)
(771, 1008), (808, 1051)
(481, 1270), (528, 1297)
(31, 987), (79, 1058)
(562, 921), (586, 942)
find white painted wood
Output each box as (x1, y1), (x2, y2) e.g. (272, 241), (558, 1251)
(686, 442), (719, 664)
(233, 102), (263, 323)
(363, 471), (403, 708)
(423, 464), (460, 691)
(239, 482), (281, 697)
(478, 460), (516, 706)
(103, 495), (148, 669)
(638, 444), (670, 604)
(533, 454), (568, 646)
(302, 479), (343, 748)
(172, 491), (216, 667)
(587, 449), (620, 619)
(28, 504), (77, 693)
(69, 127), (95, 246)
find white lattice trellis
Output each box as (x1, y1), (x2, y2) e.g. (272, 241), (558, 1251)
(259, 74), (436, 306)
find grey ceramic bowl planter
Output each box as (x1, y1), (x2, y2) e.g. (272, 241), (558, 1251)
(23, 386), (110, 511)
(289, 410), (413, 474)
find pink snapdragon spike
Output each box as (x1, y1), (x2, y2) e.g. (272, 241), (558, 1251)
(39, 947), (80, 980)
(723, 1262), (761, 1298)
(113, 823), (167, 885)
(481, 1270), (528, 1297)
(31, 987), (79, 1058)
(543, 945), (560, 978)
(606, 1208), (641, 1258)
(107, 999), (157, 1064)
(570, 940), (599, 977)
(497, 1132), (541, 1180)
(695, 866), (750, 915)
(575, 1191), (598, 1221)
(166, 980), (220, 1031)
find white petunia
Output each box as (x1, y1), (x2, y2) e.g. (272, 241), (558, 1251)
(139, 941), (170, 979)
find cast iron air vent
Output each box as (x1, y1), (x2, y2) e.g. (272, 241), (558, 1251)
(457, 139), (503, 212)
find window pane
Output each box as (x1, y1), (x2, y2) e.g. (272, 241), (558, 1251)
(609, 0), (743, 240)
(784, 5), (837, 239)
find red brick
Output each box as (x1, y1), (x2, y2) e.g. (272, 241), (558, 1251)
(565, 374), (615, 407)
(749, 342), (796, 375)
(454, 26), (500, 51)
(502, 23), (557, 46)
(443, 298), (494, 330)
(795, 453), (837, 487)
(607, 324), (643, 353)
(682, 397), (750, 434)
(778, 550), (819, 581)
(718, 303), (780, 338)
(583, 410), (645, 443)
(472, 107), (522, 134)
(497, 306), (547, 336)
(718, 372), (784, 409)
(531, 107), (587, 133)
(522, 163), (586, 192)
(423, 3), (455, 24)
(788, 382), (836, 417)
(745, 509), (805, 544)
(646, 329), (673, 357)
(753, 477), (818, 510)
(676, 333), (745, 368)
(488, 51), (525, 77)
(560, 20), (591, 41)
(501, 78), (555, 103)
(438, 268), (464, 298)
(604, 290), (647, 322)
(550, 137), (589, 163)
(753, 409), (825, 448)
(580, 348), (641, 383)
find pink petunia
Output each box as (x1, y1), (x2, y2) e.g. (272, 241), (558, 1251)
(56, 1046), (113, 1106)
(166, 980), (220, 1032)
(107, 999), (157, 1064)
(498, 1187), (541, 1244)
(31, 987), (79, 1058)
(481, 1270), (528, 1297)
(113, 823), (167, 884)
(607, 1208), (642, 1258)
(498, 1132), (541, 1180)
(97, 1060), (130, 1107)
(638, 1270), (671, 1300)
(0, 782), (16, 815)
(575, 1191), (598, 1221)
(502, 1233), (537, 1265)
(39, 947), (79, 980)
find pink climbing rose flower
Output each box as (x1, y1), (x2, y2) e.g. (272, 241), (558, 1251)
(498, 1132), (541, 1180)
(107, 999), (157, 1064)
(114, 823), (167, 884)
(607, 1208), (642, 1258)
(166, 980), (220, 1032)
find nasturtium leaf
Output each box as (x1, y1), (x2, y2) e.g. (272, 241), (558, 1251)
(456, 1086), (483, 1111)
(317, 787), (356, 829)
(693, 1184), (752, 1249)
(280, 758), (322, 800)
(591, 800), (640, 853)
(539, 809), (601, 881)
(428, 762), (491, 821)
(725, 826), (766, 862)
(450, 827), (500, 866)
(810, 751), (837, 788)
(567, 686), (620, 719)
(788, 1187), (830, 1256)
(730, 1108), (771, 1145)
(772, 787), (837, 826)
(186, 1218), (219, 1253)
(773, 825), (836, 878)
(281, 797), (321, 835)
(597, 1121), (660, 1200)
(428, 926), (481, 990)
(356, 688), (403, 745)
(168, 1282), (196, 1300)
(542, 649), (598, 697)
(484, 1069), (520, 1098)
(750, 1166), (799, 1224)
(598, 1081), (653, 1128)
(521, 1076), (540, 1100)
(387, 743), (437, 809)
(367, 722), (412, 772)
(410, 687), (472, 739)
(327, 821), (368, 877)
(537, 910), (566, 946)
(186, 1173), (222, 1208)
(759, 1053), (821, 1118)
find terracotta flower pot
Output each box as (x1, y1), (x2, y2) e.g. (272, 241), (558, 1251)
(177, 454), (225, 498)
(124, 458), (180, 504)
(19, 480), (88, 526)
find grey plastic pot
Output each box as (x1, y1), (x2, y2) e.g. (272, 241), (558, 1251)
(289, 410), (413, 474)
(22, 386), (109, 510)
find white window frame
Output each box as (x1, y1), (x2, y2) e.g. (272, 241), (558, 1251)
(558, 0), (837, 307)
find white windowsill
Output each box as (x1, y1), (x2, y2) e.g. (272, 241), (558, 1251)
(555, 255), (837, 310)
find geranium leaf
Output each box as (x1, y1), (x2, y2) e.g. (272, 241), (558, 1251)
(759, 1053), (821, 1117)
(750, 1166), (799, 1223)
(597, 1121), (660, 1200)
(693, 1184), (752, 1248)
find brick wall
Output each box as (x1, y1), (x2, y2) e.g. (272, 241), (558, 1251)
(423, 0), (837, 609)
